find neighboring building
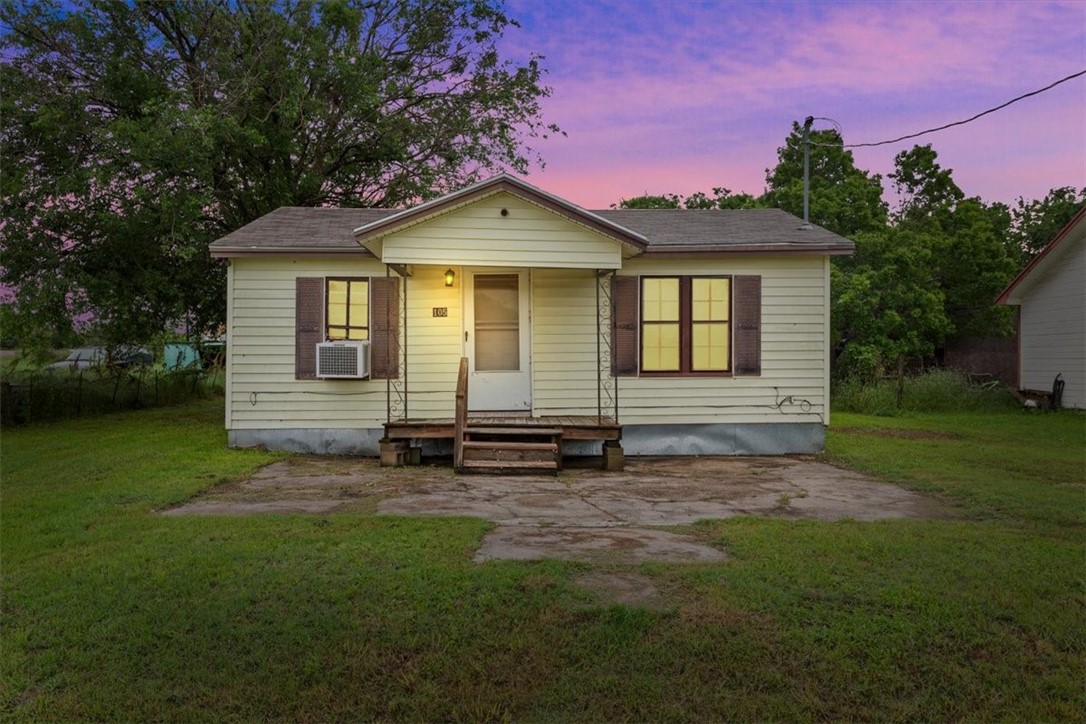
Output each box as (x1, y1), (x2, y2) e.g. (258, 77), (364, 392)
(209, 174), (854, 467)
(996, 207), (1086, 409)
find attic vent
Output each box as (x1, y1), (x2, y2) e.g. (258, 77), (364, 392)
(316, 341), (370, 379)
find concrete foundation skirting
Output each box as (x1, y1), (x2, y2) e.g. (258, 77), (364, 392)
(230, 423), (825, 456)
(620, 423), (826, 455)
(228, 428), (385, 455)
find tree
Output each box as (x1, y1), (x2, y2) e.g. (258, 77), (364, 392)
(763, 122), (888, 236)
(886, 146), (1016, 339)
(614, 188), (762, 210)
(614, 194), (682, 209)
(1, 0), (559, 349)
(889, 144), (964, 225)
(832, 227), (952, 381)
(683, 187), (763, 210)
(1007, 187), (1086, 264)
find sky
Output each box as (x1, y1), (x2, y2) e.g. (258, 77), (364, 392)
(498, 0), (1086, 211)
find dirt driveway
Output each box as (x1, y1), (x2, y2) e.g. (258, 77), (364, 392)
(165, 456), (949, 564)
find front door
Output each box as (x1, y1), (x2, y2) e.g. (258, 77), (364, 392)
(464, 269), (531, 411)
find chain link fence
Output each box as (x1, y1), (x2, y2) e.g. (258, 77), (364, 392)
(1, 366), (223, 427)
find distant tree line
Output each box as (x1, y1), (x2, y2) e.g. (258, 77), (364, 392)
(616, 123), (1085, 381)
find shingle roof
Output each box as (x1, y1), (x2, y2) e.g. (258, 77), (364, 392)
(209, 207), (395, 256)
(210, 203), (854, 257)
(593, 208), (854, 253)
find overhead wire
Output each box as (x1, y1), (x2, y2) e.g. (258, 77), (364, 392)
(809, 69), (1085, 148)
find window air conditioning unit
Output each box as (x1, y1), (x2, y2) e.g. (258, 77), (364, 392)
(316, 341), (370, 379)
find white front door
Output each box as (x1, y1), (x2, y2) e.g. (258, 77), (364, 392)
(464, 269), (531, 411)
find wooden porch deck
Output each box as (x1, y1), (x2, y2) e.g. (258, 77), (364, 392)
(384, 415), (621, 442)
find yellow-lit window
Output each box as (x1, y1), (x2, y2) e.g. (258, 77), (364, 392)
(326, 278), (369, 341)
(641, 277), (680, 371)
(640, 276), (731, 374)
(691, 278), (729, 371)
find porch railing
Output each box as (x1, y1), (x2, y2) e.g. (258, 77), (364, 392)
(453, 356), (468, 468)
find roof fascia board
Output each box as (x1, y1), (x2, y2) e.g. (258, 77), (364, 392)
(642, 245), (854, 256)
(996, 206), (1085, 305)
(210, 247), (376, 259)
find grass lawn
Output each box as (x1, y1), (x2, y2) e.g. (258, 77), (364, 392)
(2, 401), (1083, 721)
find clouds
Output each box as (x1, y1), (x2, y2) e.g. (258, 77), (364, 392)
(500, 0), (1086, 209)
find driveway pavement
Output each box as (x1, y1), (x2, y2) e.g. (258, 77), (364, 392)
(165, 456), (949, 564)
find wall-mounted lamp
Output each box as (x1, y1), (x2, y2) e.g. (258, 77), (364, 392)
(444, 268), (456, 287)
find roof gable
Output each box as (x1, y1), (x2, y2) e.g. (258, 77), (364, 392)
(367, 189), (631, 269)
(353, 174), (648, 252)
(997, 206), (1086, 305)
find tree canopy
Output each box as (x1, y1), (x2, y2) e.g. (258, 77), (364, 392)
(614, 127), (1084, 381)
(2, 0), (559, 348)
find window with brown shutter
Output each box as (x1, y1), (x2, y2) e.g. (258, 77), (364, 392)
(295, 277), (324, 380)
(611, 274), (761, 378)
(611, 275), (639, 376)
(733, 275), (762, 376)
(369, 276), (400, 380)
(295, 275), (400, 380)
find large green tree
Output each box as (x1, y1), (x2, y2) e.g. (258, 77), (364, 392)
(1007, 186), (1086, 265)
(1, 0), (558, 348)
(832, 227), (952, 380)
(888, 145), (1017, 339)
(763, 122), (888, 236)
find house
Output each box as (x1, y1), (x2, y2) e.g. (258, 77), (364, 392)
(996, 207), (1086, 409)
(209, 174), (854, 470)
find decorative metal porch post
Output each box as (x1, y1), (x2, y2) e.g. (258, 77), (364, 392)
(596, 270), (619, 424)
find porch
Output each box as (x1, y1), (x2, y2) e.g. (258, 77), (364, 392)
(381, 359), (623, 473)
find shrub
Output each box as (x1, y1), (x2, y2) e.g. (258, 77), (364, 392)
(834, 369), (1019, 414)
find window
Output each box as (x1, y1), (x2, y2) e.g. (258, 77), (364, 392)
(326, 278), (369, 341)
(640, 276), (730, 374)
(297, 276), (398, 381)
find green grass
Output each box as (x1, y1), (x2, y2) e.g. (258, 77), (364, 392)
(2, 401), (1084, 721)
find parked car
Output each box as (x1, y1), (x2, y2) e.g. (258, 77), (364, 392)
(45, 345), (153, 371)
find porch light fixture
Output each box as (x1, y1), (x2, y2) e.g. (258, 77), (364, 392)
(444, 268), (456, 287)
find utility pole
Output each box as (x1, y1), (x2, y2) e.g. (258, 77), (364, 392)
(802, 116), (814, 229)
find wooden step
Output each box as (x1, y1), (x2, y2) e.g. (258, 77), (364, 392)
(461, 441), (559, 452)
(459, 459), (559, 471)
(464, 426), (562, 437)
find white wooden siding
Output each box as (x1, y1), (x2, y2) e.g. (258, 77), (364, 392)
(1019, 237), (1085, 408)
(228, 258), (462, 430)
(531, 256), (829, 425)
(229, 255), (831, 430)
(377, 192), (623, 269)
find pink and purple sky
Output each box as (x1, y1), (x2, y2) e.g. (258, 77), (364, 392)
(499, 0), (1086, 210)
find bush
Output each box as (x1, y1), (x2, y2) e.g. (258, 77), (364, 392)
(834, 369), (1019, 415)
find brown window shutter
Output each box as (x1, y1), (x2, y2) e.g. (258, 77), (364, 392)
(611, 275), (639, 376)
(733, 275), (762, 376)
(295, 277), (324, 380)
(370, 276), (400, 379)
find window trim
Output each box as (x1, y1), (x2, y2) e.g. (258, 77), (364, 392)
(639, 275), (733, 377)
(324, 276), (370, 342)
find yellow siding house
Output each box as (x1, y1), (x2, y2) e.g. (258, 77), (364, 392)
(210, 175), (854, 467)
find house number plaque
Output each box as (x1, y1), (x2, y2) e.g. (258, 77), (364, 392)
(432, 307), (448, 317)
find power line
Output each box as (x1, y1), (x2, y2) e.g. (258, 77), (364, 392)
(811, 69), (1086, 149)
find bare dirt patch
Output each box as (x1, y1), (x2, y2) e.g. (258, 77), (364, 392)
(571, 571), (671, 611)
(165, 455), (952, 563)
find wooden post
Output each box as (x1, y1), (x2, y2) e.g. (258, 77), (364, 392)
(454, 357), (468, 469)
